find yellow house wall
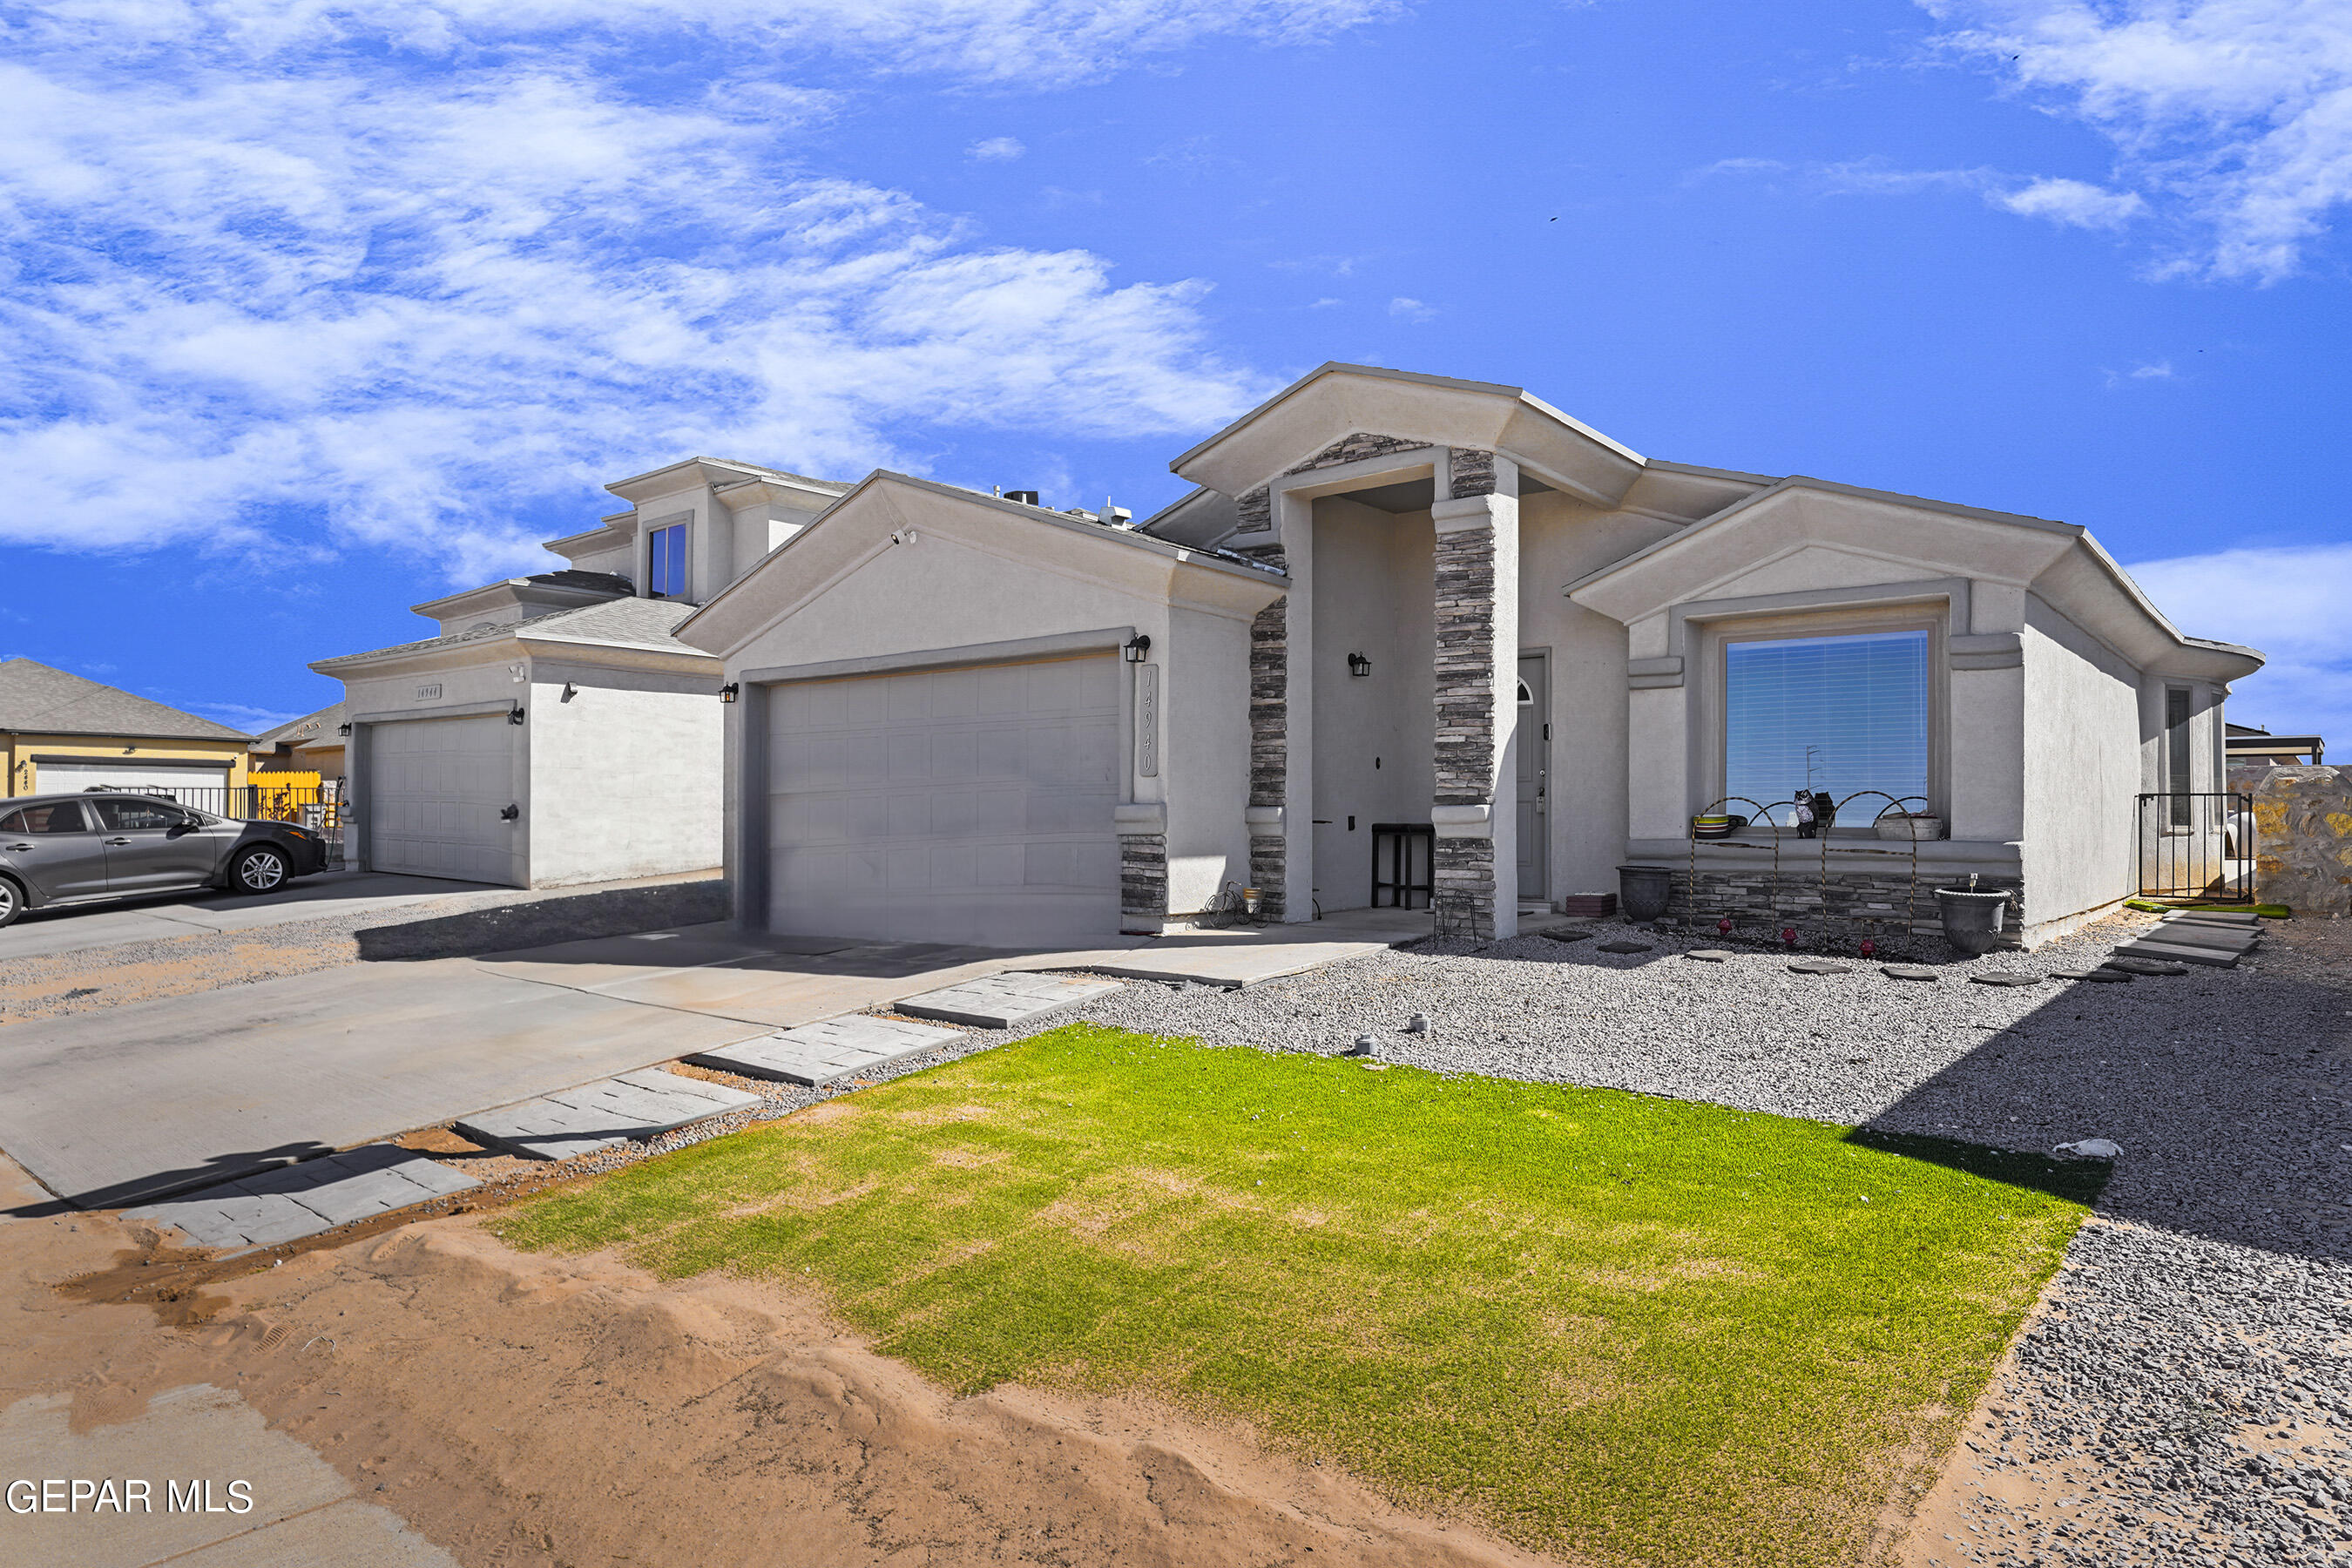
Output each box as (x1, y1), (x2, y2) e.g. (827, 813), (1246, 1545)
(4, 733), (253, 796)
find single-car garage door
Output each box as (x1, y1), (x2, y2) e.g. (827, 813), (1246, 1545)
(34, 760), (232, 800)
(767, 654), (1121, 945)
(367, 713), (520, 884)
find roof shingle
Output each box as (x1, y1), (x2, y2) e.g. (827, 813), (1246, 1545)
(0, 658), (253, 741)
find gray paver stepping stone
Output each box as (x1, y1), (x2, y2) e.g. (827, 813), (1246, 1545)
(2159, 909), (2261, 925)
(1788, 958), (1852, 975)
(455, 1069), (763, 1161)
(689, 1016), (963, 1086)
(896, 973), (1127, 1028)
(2111, 937), (2238, 969)
(1597, 941), (1652, 955)
(1881, 963), (1940, 981)
(2103, 956), (2191, 977)
(1969, 971), (2044, 987)
(1684, 949), (1734, 962)
(128, 1145), (478, 1251)
(2051, 967), (2131, 983)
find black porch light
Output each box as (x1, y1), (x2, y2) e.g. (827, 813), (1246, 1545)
(1347, 652), (1371, 678)
(720, 681), (740, 704)
(507, 703), (526, 725)
(336, 722), (352, 736)
(1123, 633), (1151, 664)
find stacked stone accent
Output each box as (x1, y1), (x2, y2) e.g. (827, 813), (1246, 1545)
(1230, 431), (1427, 537)
(1431, 521), (1501, 940)
(1659, 864), (2025, 947)
(1449, 447), (1497, 497)
(1119, 835), (1168, 926)
(1241, 558), (1290, 922)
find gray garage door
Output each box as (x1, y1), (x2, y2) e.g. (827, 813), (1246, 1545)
(367, 713), (520, 885)
(767, 654), (1121, 945)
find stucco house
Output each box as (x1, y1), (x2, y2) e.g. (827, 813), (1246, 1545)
(2, 658), (253, 803)
(311, 458), (848, 888)
(676, 363), (2261, 949)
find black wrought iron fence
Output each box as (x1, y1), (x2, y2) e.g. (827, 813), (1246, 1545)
(79, 781), (347, 862)
(2135, 791), (2254, 902)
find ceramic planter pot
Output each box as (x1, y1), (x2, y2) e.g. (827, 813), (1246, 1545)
(1619, 864), (1674, 923)
(1935, 887), (2011, 956)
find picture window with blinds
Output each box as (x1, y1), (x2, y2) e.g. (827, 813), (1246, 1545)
(1724, 628), (1930, 814)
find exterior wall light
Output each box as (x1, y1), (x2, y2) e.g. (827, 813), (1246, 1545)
(1123, 634), (1151, 664)
(720, 682), (740, 704)
(507, 703), (526, 725)
(1347, 652), (1372, 678)
(336, 722), (352, 737)
(560, 682), (578, 703)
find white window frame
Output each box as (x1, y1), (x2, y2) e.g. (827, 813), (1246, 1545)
(1694, 605), (1948, 833)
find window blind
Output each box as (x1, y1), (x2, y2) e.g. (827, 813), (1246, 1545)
(1725, 629), (1930, 813)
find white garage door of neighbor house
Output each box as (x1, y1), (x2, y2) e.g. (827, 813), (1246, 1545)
(367, 713), (519, 885)
(768, 654), (1122, 946)
(33, 761), (232, 799)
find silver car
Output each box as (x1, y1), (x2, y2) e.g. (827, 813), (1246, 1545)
(0, 792), (328, 929)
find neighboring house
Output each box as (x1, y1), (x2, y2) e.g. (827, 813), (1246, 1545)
(676, 363), (2262, 949)
(1, 657), (253, 802)
(2226, 721), (2323, 788)
(311, 459), (848, 888)
(251, 700), (349, 780)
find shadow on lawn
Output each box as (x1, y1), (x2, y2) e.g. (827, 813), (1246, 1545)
(1853, 929), (2351, 1265)
(1841, 1129), (2112, 1208)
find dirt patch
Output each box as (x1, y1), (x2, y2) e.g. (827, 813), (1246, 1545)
(2, 1173), (1577, 1568)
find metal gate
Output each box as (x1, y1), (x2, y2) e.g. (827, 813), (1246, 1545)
(2135, 791), (2254, 902)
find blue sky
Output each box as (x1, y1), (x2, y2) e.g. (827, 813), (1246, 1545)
(3, 0), (2348, 741)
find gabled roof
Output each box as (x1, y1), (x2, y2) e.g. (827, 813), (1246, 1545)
(0, 657), (252, 741)
(605, 456), (853, 506)
(311, 597), (708, 672)
(253, 700), (348, 749)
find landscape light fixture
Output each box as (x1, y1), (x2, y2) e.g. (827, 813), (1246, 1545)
(720, 682), (740, 704)
(1123, 633), (1151, 664)
(1347, 652), (1371, 678)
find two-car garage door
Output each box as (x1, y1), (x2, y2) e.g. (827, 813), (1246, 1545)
(767, 654), (1121, 946)
(367, 713), (519, 885)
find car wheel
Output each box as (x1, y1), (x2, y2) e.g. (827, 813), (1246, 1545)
(233, 846), (291, 895)
(0, 875), (21, 929)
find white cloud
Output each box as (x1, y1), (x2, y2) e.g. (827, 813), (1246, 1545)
(1923, 0), (2352, 279)
(969, 135), (1025, 161)
(2126, 542), (2352, 739)
(0, 4), (1383, 581)
(1993, 173), (2147, 226)
(1388, 296), (1436, 321)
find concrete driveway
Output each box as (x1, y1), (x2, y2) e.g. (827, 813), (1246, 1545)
(0, 909), (1436, 1213)
(0, 868), (509, 963)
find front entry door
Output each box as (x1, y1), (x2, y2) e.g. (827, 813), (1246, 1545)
(1517, 652), (1549, 902)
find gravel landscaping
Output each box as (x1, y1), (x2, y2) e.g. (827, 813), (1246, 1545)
(430, 904), (2352, 1566)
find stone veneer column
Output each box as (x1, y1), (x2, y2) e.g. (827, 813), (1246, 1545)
(1115, 802), (1169, 935)
(1234, 543), (1290, 922)
(1429, 449), (1519, 943)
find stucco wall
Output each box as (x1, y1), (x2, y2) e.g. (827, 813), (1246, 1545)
(2020, 594), (2141, 926)
(7, 734), (251, 797)
(524, 662), (723, 887)
(1164, 605), (1254, 916)
(1308, 497), (1435, 911)
(1516, 492), (1678, 898)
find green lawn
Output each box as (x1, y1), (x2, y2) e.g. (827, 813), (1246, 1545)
(496, 1026), (2099, 1568)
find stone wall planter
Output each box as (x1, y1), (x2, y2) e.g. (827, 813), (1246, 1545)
(1875, 814), (1945, 841)
(1619, 864), (1674, 923)
(1935, 887), (2011, 956)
